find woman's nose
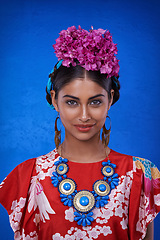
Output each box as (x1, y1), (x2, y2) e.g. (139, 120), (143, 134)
(79, 105), (91, 122)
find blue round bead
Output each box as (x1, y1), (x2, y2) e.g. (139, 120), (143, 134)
(79, 196), (89, 206)
(59, 165), (64, 171)
(63, 183), (71, 191)
(106, 167), (111, 173)
(99, 184), (106, 192)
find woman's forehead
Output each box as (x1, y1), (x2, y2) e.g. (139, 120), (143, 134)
(59, 78), (107, 95)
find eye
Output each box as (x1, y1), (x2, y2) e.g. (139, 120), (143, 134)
(90, 99), (102, 106)
(66, 100), (78, 106)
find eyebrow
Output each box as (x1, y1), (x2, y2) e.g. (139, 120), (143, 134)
(62, 94), (105, 100)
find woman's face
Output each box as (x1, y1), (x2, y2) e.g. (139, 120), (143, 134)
(51, 77), (114, 142)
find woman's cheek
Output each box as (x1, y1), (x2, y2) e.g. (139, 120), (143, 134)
(90, 107), (108, 119)
(60, 108), (78, 121)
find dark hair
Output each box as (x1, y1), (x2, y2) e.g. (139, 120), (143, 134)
(46, 63), (120, 106)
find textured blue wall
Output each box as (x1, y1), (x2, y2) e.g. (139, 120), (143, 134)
(0, 0), (160, 239)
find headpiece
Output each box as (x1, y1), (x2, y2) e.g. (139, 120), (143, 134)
(47, 26), (120, 109)
(53, 25), (120, 77)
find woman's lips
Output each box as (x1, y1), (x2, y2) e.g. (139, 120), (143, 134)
(74, 124), (95, 132)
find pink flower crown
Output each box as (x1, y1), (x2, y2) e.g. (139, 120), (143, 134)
(53, 26), (120, 78)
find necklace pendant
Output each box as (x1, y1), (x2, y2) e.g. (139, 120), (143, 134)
(74, 211), (94, 227)
(73, 190), (95, 213)
(59, 178), (76, 195)
(73, 190), (95, 227)
(51, 156), (119, 227)
(93, 180), (110, 196)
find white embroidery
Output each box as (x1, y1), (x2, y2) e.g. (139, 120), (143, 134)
(74, 229), (87, 239)
(36, 150), (58, 180)
(88, 227), (100, 239)
(64, 235), (75, 240)
(28, 176), (55, 222)
(65, 207), (74, 222)
(0, 177), (6, 188)
(52, 233), (64, 240)
(136, 190), (157, 239)
(9, 197), (26, 232)
(33, 213), (41, 226)
(120, 217), (128, 230)
(6, 151), (159, 239)
(154, 194), (160, 206)
(14, 229), (38, 240)
(99, 226), (112, 236)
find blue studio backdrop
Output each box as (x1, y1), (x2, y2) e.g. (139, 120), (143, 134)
(0, 0), (160, 239)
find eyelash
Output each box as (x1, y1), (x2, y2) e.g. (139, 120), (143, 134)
(66, 99), (102, 106)
(90, 100), (102, 105)
(66, 100), (78, 106)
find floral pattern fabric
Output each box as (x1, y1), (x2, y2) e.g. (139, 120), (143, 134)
(0, 149), (160, 240)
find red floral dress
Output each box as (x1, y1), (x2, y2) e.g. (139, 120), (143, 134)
(0, 149), (160, 240)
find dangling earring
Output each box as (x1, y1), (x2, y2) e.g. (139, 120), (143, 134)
(102, 115), (111, 147)
(54, 112), (61, 149)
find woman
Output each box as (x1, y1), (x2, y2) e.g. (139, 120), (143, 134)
(0, 26), (160, 240)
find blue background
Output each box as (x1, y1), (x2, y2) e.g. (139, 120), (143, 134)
(0, 0), (160, 239)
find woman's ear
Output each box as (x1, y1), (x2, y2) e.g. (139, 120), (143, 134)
(50, 90), (59, 112)
(108, 89), (114, 110)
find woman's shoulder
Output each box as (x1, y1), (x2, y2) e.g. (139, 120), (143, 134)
(36, 148), (58, 163)
(0, 148), (59, 185)
(110, 149), (133, 158)
(0, 149), (59, 211)
(111, 149), (160, 180)
(110, 149), (135, 166)
(19, 148), (59, 180)
(110, 148), (153, 164)
(132, 156), (160, 180)
(15, 148), (58, 171)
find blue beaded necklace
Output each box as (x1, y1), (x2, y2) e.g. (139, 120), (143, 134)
(51, 153), (119, 227)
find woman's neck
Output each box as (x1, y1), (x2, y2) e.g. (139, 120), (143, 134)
(58, 134), (110, 163)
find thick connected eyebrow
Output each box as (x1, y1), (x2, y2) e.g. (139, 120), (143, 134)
(63, 94), (105, 100)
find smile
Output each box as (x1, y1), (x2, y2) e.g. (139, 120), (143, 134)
(74, 124), (95, 132)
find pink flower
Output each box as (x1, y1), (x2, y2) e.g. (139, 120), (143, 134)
(64, 235), (75, 240)
(14, 212), (22, 222)
(52, 233), (63, 240)
(53, 26), (120, 77)
(65, 208), (74, 222)
(88, 228), (99, 239)
(11, 200), (17, 210)
(74, 229), (86, 238)
(120, 218), (128, 230)
(115, 206), (123, 217)
(19, 197), (26, 208)
(102, 208), (113, 219)
(100, 226), (112, 236)
(154, 194), (160, 206)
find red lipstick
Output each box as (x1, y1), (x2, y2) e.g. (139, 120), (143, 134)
(74, 124), (95, 132)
